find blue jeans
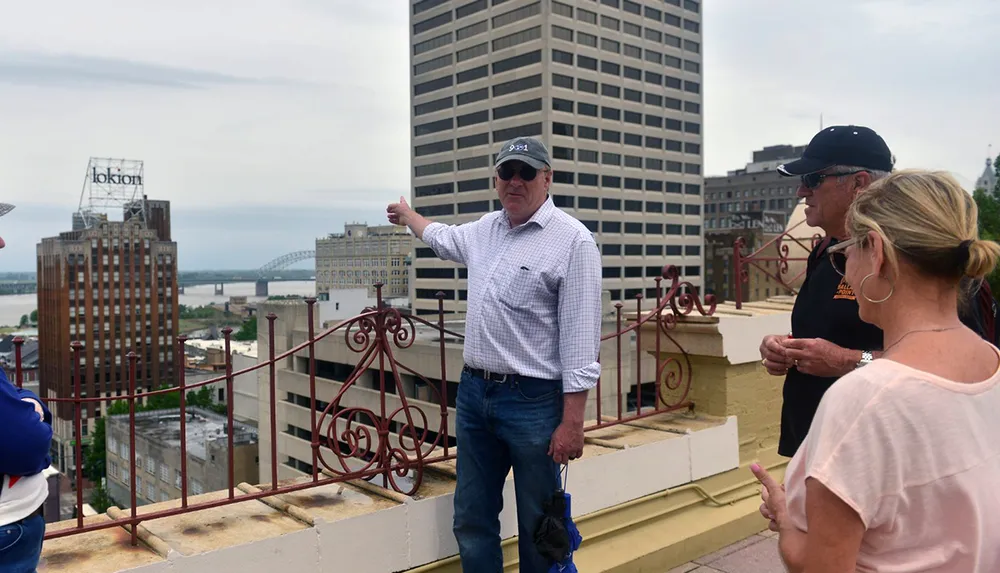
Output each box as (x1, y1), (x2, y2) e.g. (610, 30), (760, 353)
(453, 370), (562, 573)
(0, 511), (45, 573)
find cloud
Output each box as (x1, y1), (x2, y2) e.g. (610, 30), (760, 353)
(0, 52), (312, 90)
(0, 0), (412, 212)
(0, 0), (998, 273)
(702, 0), (999, 185)
(0, 202), (395, 271)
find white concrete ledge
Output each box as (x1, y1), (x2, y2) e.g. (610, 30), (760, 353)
(103, 415), (739, 573)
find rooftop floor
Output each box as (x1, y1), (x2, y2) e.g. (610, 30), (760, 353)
(666, 532), (782, 573)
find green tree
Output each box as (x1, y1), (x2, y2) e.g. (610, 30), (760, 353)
(83, 401), (128, 484)
(179, 304), (219, 320)
(18, 314), (28, 326)
(973, 188), (1000, 295)
(995, 155), (1000, 196)
(82, 429), (105, 484)
(233, 317), (257, 342)
(29, 309), (37, 323)
(90, 481), (114, 514)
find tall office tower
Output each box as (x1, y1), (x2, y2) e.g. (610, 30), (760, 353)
(37, 201), (179, 474)
(409, 0), (705, 315)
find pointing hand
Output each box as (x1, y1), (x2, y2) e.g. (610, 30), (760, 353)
(387, 196), (412, 226)
(750, 463), (787, 532)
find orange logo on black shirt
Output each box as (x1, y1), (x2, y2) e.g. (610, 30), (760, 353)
(833, 277), (856, 301)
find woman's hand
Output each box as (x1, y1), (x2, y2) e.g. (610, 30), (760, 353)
(751, 463), (787, 532)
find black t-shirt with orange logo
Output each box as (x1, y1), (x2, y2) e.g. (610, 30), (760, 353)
(779, 237), (883, 457)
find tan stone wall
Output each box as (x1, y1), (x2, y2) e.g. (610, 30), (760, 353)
(640, 312), (790, 464)
(670, 355), (782, 462)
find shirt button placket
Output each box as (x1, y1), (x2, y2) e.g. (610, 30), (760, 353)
(485, 228), (512, 301)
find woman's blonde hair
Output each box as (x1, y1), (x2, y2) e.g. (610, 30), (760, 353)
(846, 169), (1000, 282)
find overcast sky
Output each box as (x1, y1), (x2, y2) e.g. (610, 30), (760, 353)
(0, 0), (997, 271)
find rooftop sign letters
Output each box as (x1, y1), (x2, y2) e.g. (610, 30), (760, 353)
(730, 211), (786, 235)
(91, 167), (142, 186)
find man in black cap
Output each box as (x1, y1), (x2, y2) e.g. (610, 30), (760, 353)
(387, 137), (602, 572)
(761, 126), (999, 458)
(758, 126), (892, 457)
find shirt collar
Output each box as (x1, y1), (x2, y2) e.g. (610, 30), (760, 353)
(499, 195), (556, 229)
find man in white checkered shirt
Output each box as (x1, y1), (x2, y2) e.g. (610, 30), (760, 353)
(387, 136), (602, 573)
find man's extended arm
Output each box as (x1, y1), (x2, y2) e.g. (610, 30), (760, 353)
(549, 239), (603, 464)
(387, 196), (434, 240)
(387, 196), (474, 266)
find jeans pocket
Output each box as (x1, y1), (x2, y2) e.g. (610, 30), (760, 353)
(0, 522), (24, 553)
(515, 378), (560, 402)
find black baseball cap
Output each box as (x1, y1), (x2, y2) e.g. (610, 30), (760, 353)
(777, 125), (894, 176)
(495, 137), (551, 170)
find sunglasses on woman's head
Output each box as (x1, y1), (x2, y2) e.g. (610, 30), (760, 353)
(827, 237), (860, 276)
(497, 162), (538, 182)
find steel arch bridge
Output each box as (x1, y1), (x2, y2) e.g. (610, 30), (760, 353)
(257, 250), (315, 279)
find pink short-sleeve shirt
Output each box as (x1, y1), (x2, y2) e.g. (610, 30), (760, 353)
(784, 354), (1000, 572)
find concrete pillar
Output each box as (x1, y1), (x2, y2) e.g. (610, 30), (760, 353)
(255, 279), (269, 297)
(256, 300), (320, 484)
(638, 306), (792, 464)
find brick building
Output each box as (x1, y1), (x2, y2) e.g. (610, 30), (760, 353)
(36, 199), (178, 474)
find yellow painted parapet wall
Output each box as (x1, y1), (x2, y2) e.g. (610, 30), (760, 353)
(408, 452), (789, 573)
(637, 302), (793, 463)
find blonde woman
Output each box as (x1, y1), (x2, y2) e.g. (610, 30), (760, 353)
(752, 170), (1000, 571)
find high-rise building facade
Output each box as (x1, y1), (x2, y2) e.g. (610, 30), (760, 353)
(315, 224), (413, 299)
(409, 0), (705, 315)
(703, 145), (808, 303)
(37, 200), (179, 474)
(703, 144), (805, 231)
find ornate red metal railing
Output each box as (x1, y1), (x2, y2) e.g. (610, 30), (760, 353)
(731, 218), (824, 309)
(4, 264), (714, 546)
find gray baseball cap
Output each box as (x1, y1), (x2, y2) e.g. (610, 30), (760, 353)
(495, 137), (551, 170)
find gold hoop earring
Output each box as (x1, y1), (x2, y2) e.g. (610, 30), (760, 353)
(859, 273), (893, 304)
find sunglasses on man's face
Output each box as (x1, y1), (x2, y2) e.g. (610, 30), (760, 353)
(800, 170), (868, 190)
(497, 162), (539, 182)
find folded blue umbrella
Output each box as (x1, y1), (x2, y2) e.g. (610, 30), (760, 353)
(534, 464), (582, 572)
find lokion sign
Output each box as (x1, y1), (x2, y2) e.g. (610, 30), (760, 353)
(91, 167), (142, 186)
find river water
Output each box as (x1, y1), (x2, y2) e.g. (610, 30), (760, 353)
(0, 281), (317, 327)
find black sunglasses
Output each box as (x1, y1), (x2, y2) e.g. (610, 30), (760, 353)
(800, 170), (868, 189)
(497, 162), (539, 182)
